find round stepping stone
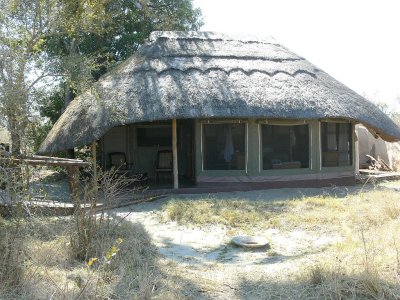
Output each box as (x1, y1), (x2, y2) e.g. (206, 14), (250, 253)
(231, 235), (269, 248)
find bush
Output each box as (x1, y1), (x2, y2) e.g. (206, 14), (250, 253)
(0, 160), (161, 299)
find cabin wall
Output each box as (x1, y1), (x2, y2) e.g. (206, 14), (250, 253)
(195, 118), (355, 187)
(101, 126), (128, 168)
(101, 124), (170, 177)
(101, 118), (356, 188)
(132, 125), (172, 176)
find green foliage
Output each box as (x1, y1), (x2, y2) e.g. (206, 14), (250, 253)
(22, 84), (65, 153)
(38, 84), (65, 124)
(46, 0), (202, 60)
(100, 0), (203, 62)
(26, 121), (52, 153)
(44, 0), (203, 88)
(1, 0), (202, 152)
(37, 0), (202, 130)
(0, 0), (57, 154)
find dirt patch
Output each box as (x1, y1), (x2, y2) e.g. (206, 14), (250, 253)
(112, 186), (360, 297)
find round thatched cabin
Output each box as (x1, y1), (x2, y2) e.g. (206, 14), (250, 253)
(39, 31), (400, 191)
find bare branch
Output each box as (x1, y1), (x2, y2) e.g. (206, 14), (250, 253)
(27, 73), (65, 90)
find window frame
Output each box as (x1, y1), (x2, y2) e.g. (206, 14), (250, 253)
(259, 122), (312, 171)
(200, 121), (248, 172)
(320, 121), (354, 168)
(136, 124), (172, 147)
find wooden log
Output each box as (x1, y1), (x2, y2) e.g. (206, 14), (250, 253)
(172, 118), (179, 189)
(366, 154), (392, 172)
(90, 194), (168, 213)
(0, 157), (88, 167)
(378, 157), (392, 172)
(30, 155), (84, 162)
(23, 160), (88, 167)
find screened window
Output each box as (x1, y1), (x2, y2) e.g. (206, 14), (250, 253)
(137, 127), (171, 147)
(321, 122), (352, 167)
(262, 124), (309, 170)
(203, 124), (245, 170)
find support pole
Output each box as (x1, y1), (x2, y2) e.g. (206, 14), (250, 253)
(67, 165), (80, 212)
(91, 141), (97, 208)
(172, 118), (179, 189)
(91, 141), (97, 179)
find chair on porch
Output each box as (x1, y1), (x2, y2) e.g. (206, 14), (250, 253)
(109, 152), (148, 181)
(154, 150), (173, 184)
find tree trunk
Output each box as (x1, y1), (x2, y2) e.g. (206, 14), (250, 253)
(9, 117), (21, 156)
(63, 81), (76, 158)
(63, 83), (75, 158)
(64, 82), (74, 110)
(63, 39), (77, 158)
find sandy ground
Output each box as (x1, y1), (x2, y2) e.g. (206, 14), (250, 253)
(110, 185), (385, 298)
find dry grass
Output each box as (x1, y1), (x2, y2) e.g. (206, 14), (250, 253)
(162, 188), (400, 231)
(0, 165), (186, 299)
(162, 199), (277, 229)
(0, 214), (192, 299)
(162, 193), (347, 232)
(162, 185), (400, 299)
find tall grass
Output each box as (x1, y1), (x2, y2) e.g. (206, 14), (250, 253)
(0, 161), (179, 299)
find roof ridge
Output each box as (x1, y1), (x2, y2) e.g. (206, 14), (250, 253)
(156, 55), (304, 62)
(149, 31), (279, 45)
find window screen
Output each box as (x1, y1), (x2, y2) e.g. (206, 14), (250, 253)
(262, 124), (309, 170)
(137, 127), (172, 147)
(203, 124), (245, 170)
(321, 122), (352, 167)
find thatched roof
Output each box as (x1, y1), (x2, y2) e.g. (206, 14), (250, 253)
(39, 31), (400, 153)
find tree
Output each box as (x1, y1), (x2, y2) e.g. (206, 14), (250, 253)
(44, 0), (203, 114)
(0, 0), (55, 155)
(0, 0), (202, 155)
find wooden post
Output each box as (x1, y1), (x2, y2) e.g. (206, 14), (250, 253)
(91, 141), (97, 208)
(91, 141), (97, 180)
(172, 118), (179, 189)
(67, 165), (80, 212)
